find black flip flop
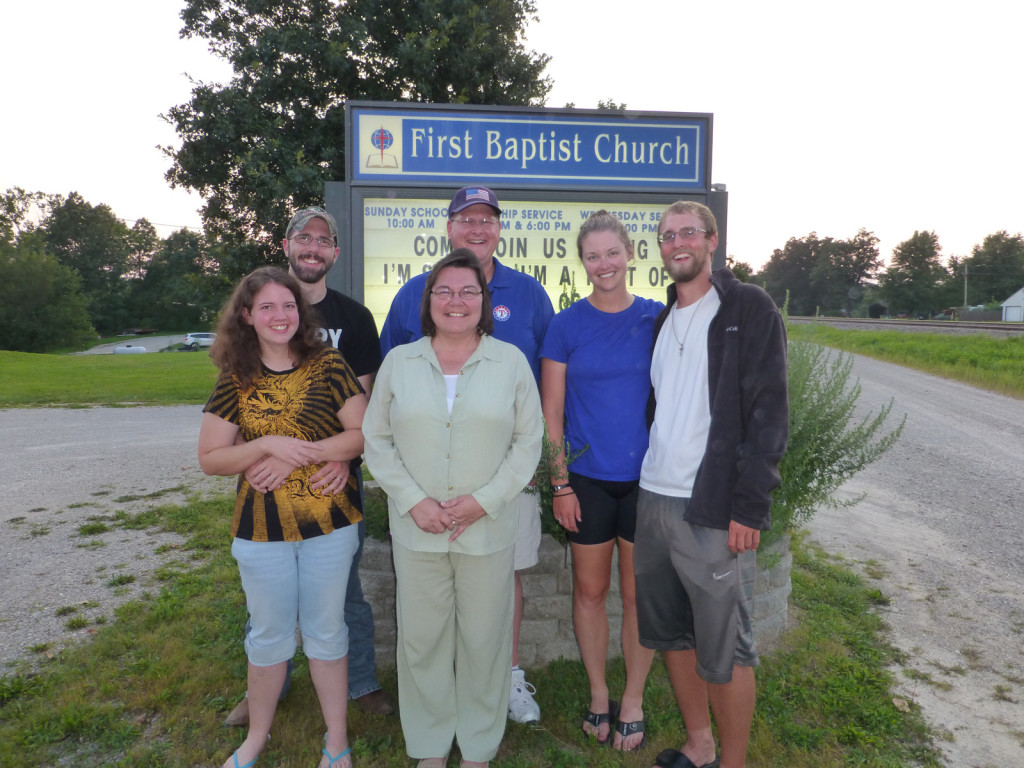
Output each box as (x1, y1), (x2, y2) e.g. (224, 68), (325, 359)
(654, 748), (720, 768)
(613, 717), (647, 751)
(581, 699), (619, 746)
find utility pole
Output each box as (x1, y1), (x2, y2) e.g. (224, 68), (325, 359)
(963, 263), (968, 308)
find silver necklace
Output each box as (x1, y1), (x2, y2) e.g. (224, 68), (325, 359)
(669, 290), (709, 356)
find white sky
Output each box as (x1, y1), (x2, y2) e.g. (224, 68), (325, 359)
(2, 0), (1021, 270)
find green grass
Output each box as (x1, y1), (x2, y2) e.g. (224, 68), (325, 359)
(6, 326), (1019, 408)
(788, 323), (1024, 398)
(0, 497), (940, 768)
(0, 350), (219, 406)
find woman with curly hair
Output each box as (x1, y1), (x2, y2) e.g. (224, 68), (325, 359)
(199, 266), (367, 768)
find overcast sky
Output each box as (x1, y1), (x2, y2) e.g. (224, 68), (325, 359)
(2, 0), (1021, 270)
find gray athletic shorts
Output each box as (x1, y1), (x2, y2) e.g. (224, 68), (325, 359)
(634, 489), (759, 684)
(514, 490), (541, 571)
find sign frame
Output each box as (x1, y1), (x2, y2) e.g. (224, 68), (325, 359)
(326, 101), (726, 306)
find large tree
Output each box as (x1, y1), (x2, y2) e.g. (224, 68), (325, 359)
(128, 229), (232, 329)
(42, 193), (134, 332)
(962, 231), (1024, 305)
(879, 230), (947, 317)
(756, 230), (881, 316)
(164, 0), (552, 276)
(0, 237), (96, 352)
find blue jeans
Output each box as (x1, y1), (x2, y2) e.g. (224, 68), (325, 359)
(345, 514), (383, 698)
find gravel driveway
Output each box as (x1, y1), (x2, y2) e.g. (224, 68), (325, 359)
(1, 352), (1022, 767)
(807, 354), (1024, 768)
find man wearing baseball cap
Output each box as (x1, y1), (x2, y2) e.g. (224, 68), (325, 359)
(224, 205), (394, 726)
(380, 186), (554, 723)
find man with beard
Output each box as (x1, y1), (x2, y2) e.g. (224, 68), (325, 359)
(224, 206), (394, 726)
(636, 201), (787, 768)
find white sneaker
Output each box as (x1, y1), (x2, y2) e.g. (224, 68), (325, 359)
(508, 667), (541, 723)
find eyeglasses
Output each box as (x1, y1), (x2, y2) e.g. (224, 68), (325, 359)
(657, 227), (708, 244)
(291, 234), (336, 248)
(431, 287), (484, 301)
(451, 217), (499, 228)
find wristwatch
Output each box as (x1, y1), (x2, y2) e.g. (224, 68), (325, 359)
(551, 483), (571, 493)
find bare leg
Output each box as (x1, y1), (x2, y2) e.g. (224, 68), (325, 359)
(614, 539), (655, 750)
(659, 650), (717, 768)
(570, 540), (615, 740)
(309, 655), (351, 768)
(221, 661), (285, 768)
(708, 665), (756, 768)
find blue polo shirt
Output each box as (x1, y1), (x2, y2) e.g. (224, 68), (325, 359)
(380, 258), (554, 382)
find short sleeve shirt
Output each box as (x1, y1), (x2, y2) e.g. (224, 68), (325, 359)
(203, 347), (364, 541)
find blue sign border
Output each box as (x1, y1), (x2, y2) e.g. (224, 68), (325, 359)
(346, 102), (711, 192)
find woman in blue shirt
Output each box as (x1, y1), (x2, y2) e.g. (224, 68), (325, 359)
(540, 211), (662, 752)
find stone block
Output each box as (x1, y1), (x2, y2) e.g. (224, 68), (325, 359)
(525, 594), (572, 621)
(521, 618), (560, 644)
(521, 571), (557, 597)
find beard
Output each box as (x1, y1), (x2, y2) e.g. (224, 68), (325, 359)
(288, 251), (333, 283)
(664, 248), (710, 284)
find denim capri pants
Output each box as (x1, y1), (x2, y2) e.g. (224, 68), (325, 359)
(232, 525), (359, 666)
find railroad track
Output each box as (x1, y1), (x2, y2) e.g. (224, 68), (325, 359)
(787, 316), (1024, 336)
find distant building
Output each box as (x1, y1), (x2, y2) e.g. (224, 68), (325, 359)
(1001, 286), (1024, 322)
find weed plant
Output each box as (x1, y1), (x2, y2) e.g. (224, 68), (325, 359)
(788, 323), (1024, 399)
(768, 337), (905, 547)
(0, 499), (940, 767)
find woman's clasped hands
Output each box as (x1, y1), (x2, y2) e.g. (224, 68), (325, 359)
(409, 496), (486, 541)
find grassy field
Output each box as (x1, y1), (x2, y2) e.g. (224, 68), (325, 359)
(0, 349), (218, 407)
(788, 323), (1024, 399)
(0, 496), (940, 768)
(5, 326), (1021, 408)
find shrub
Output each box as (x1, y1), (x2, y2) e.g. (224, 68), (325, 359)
(766, 335), (905, 547)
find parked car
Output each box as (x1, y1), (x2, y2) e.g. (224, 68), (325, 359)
(183, 332), (216, 350)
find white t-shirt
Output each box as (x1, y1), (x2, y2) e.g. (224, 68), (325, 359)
(444, 373), (459, 415)
(640, 288), (720, 497)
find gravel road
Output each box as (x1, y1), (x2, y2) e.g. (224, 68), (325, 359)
(1, 352), (1022, 767)
(807, 354), (1024, 768)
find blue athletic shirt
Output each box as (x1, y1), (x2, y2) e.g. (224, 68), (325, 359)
(380, 258), (554, 382)
(541, 296), (663, 481)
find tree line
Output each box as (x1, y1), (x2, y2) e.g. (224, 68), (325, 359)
(0, 187), (239, 352)
(752, 228), (1024, 318)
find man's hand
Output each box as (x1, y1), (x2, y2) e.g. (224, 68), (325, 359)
(728, 520), (761, 553)
(309, 460), (350, 495)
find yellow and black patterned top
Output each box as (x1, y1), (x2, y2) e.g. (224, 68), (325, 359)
(203, 347), (364, 542)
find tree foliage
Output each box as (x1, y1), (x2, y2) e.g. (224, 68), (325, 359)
(164, 0), (552, 277)
(756, 230), (881, 316)
(3, 187), (231, 348)
(42, 193), (135, 333)
(962, 231), (1024, 305)
(0, 238), (96, 352)
(767, 332), (905, 547)
(879, 230), (948, 316)
(129, 229), (232, 329)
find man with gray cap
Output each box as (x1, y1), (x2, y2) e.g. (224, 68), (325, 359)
(225, 206), (393, 726)
(380, 186), (554, 723)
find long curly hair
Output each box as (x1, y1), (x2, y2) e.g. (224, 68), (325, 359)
(210, 267), (324, 387)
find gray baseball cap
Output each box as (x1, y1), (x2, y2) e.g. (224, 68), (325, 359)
(286, 206), (339, 242)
